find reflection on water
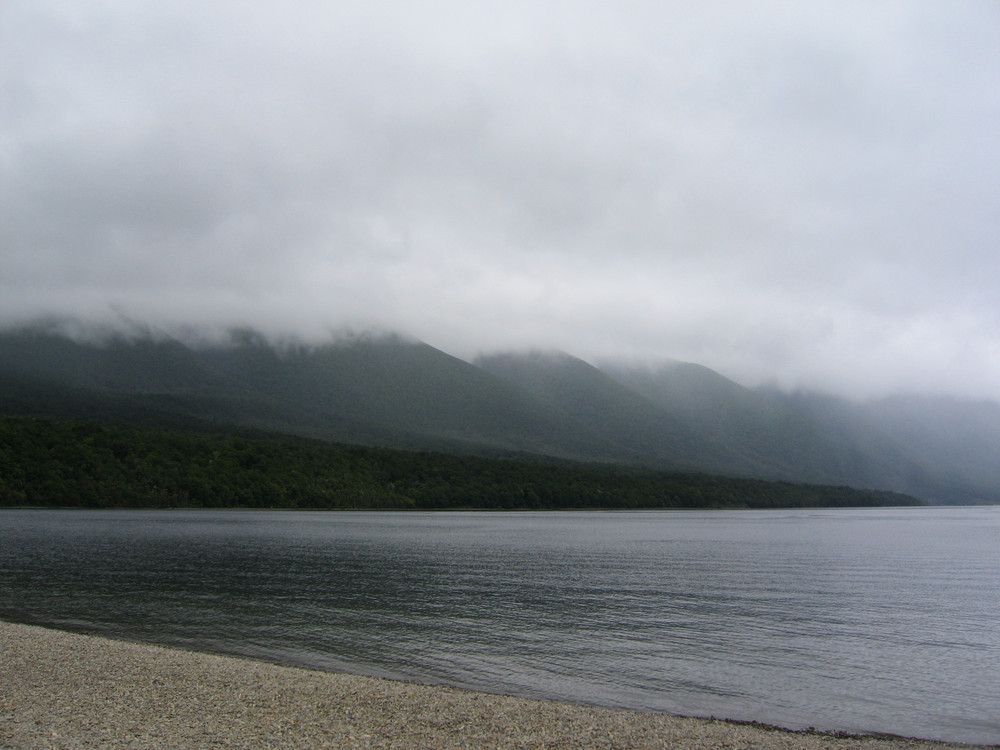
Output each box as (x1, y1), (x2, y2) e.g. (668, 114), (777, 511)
(1, 508), (998, 744)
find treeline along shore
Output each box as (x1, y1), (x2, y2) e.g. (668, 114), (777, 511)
(0, 416), (920, 510)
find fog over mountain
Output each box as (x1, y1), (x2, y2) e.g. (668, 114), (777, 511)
(3, 2), (999, 401)
(2, 322), (999, 503)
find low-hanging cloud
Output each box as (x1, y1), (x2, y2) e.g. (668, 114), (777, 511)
(2, 0), (999, 400)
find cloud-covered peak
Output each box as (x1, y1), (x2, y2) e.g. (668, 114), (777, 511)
(3, 1), (999, 400)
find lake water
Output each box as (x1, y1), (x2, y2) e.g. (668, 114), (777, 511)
(1, 507), (998, 744)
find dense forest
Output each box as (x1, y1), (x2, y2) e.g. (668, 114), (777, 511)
(0, 417), (921, 510)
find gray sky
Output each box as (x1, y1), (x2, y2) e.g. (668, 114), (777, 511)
(3, 1), (999, 400)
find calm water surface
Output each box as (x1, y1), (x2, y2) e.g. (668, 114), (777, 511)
(1, 507), (998, 744)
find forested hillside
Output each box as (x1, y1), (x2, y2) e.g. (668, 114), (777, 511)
(0, 417), (919, 510)
(1, 322), (998, 504)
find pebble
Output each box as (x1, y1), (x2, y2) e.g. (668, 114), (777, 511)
(0, 622), (989, 749)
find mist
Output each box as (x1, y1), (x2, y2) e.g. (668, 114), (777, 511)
(3, 1), (999, 401)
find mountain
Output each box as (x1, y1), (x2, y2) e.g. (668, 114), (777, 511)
(600, 361), (936, 494)
(0, 323), (624, 460)
(858, 395), (1000, 503)
(1, 321), (998, 503)
(195, 329), (626, 459)
(475, 351), (757, 474)
(0, 322), (388, 440)
(599, 360), (836, 480)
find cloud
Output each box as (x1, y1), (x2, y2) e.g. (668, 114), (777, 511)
(2, 0), (999, 400)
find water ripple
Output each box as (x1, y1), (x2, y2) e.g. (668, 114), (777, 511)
(1, 507), (998, 744)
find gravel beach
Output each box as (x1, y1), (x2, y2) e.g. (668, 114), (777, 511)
(1, 621), (990, 749)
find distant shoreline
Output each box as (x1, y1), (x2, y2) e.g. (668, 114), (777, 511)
(1, 415), (924, 511)
(1, 621), (987, 749)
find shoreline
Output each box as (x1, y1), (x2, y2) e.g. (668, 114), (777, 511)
(1, 622), (991, 749)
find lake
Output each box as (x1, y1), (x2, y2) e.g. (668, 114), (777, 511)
(1, 507), (998, 744)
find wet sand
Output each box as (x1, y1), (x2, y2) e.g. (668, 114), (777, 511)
(0, 621), (989, 749)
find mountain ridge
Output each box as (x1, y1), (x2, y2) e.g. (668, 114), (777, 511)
(1, 320), (997, 504)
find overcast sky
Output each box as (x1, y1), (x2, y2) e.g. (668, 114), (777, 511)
(3, 1), (999, 400)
